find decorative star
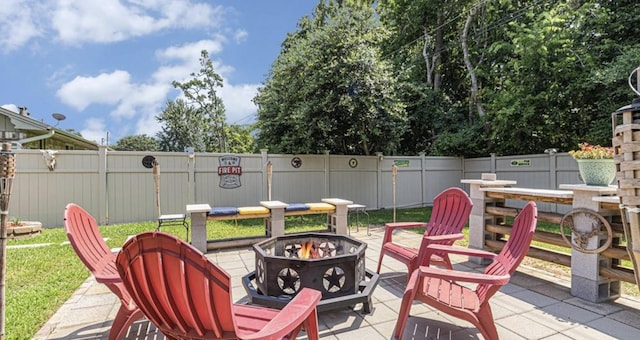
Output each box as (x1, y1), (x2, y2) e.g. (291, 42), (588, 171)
(278, 268), (299, 293)
(318, 242), (336, 258)
(284, 244), (300, 258)
(324, 267), (344, 291)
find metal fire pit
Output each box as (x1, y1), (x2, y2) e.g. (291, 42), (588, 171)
(242, 233), (379, 313)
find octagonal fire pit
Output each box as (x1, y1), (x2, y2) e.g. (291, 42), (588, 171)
(242, 233), (379, 313)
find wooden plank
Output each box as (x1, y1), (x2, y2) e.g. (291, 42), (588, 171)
(484, 240), (571, 267)
(599, 266), (637, 284)
(484, 191), (573, 205)
(485, 206), (563, 224)
(619, 160), (640, 171)
(618, 178), (640, 189)
(486, 224), (569, 248)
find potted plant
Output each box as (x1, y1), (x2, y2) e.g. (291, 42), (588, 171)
(569, 143), (616, 186)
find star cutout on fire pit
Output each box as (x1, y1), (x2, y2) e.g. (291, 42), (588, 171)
(284, 244), (301, 258)
(323, 266), (345, 292)
(277, 268), (300, 294)
(317, 242), (336, 258)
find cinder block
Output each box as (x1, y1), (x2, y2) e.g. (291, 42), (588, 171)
(571, 275), (621, 302)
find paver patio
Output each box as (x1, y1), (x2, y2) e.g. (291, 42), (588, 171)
(34, 226), (640, 340)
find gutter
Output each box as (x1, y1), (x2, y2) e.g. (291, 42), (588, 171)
(16, 129), (55, 148)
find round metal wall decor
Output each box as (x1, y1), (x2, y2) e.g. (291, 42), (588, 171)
(348, 158), (358, 168)
(291, 157), (302, 168)
(142, 155), (156, 169)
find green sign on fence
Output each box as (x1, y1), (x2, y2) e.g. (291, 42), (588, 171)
(510, 159), (531, 167)
(394, 160), (410, 167)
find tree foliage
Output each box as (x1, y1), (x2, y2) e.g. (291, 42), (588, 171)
(156, 99), (209, 152)
(162, 1), (640, 157)
(156, 50), (254, 153)
(111, 134), (159, 151)
(166, 50), (227, 152)
(376, 0), (640, 156)
(254, 1), (406, 155)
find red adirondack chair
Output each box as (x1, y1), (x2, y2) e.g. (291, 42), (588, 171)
(115, 231), (322, 340)
(376, 187), (473, 278)
(64, 203), (144, 340)
(393, 201), (538, 340)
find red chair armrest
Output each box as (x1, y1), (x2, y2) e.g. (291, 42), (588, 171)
(423, 233), (465, 244)
(424, 244), (498, 260)
(418, 266), (511, 285)
(382, 222), (428, 244)
(386, 222), (428, 231)
(242, 288), (322, 340)
(93, 257), (122, 284)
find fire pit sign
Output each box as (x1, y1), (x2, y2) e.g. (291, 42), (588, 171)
(218, 155), (242, 189)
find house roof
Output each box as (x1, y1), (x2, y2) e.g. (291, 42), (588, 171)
(0, 107), (99, 150)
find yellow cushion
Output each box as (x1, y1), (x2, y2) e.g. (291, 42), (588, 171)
(305, 203), (335, 212)
(238, 206), (270, 215)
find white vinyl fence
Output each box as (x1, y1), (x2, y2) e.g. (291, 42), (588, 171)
(11, 148), (581, 227)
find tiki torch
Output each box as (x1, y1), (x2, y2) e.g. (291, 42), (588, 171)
(266, 161), (273, 201)
(153, 159), (161, 218)
(0, 143), (16, 339)
(392, 164), (398, 223)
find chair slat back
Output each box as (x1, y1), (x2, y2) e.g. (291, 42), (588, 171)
(477, 201), (537, 303)
(116, 232), (236, 339)
(416, 188), (473, 264)
(426, 187), (473, 237)
(64, 203), (113, 273)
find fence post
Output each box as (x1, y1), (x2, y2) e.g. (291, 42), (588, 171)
(261, 149), (269, 200)
(490, 153), (496, 174)
(420, 152), (426, 207)
(376, 152), (383, 209)
(98, 145), (108, 225)
(188, 150), (196, 204)
(324, 150), (330, 198)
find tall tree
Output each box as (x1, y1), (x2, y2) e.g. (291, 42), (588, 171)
(225, 124), (256, 154)
(255, 1), (406, 155)
(111, 134), (159, 151)
(172, 50), (227, 152)
(156, 99), (209, 152)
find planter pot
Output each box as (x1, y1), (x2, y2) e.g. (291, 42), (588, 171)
(576, 159), (616, 186)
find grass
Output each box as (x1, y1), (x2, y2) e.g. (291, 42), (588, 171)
(5, 208), (428, 339)
(4, 207), (638, 339)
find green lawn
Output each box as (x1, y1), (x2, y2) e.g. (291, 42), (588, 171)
(5, 209), (429, 340)
(4, 207), (637, 339)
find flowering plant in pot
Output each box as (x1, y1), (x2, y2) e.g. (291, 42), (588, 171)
(569, 143), (615, 186)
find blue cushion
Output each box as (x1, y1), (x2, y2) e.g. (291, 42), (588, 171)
(208, 207), (239, 216)
(285, 203), (309, 212)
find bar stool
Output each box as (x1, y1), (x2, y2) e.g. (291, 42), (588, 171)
(347, 204), (370, 235)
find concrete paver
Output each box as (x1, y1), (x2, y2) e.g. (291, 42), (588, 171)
(34, 226), (640, 339)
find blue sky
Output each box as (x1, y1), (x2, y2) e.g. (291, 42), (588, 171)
(0, 0), (318, 144)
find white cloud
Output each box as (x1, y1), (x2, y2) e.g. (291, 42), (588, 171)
(80, 117), (108, 144)
(234, 29), (248, 44)
(51, 0), (224, 44)
(111, 83), (170, 119)
(1, 104), (19, 113)
(56, 35), (259, 144)
(51, 0), (224, 45)
(154, 39), (225, 83)
(134, 110), (163, 138)
(219, 83), (259, 125)
(56, 70), (133, 110)
(0, 0), (43, 51)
